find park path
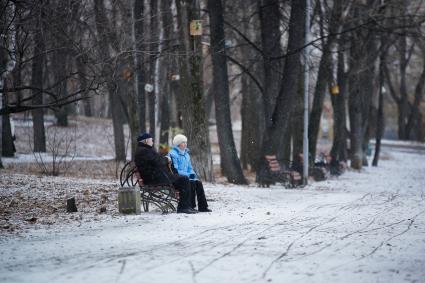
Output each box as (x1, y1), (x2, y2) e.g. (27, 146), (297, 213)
(1, 146), (424, 283)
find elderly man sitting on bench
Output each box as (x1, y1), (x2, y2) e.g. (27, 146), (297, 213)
(134, 132), (197, 214)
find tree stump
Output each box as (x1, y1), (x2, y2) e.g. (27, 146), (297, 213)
(118, 187), (141, 214)
(66, 197), (78, 213)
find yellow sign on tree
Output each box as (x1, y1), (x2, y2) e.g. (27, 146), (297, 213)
(190, 20), (202, 36)
(330, 85), (340, 95)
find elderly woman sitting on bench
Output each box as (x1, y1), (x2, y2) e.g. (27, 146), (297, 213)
(168, 134), (212, 212)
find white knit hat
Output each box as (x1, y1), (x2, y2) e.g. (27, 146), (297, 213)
(173, 134), (188, 146)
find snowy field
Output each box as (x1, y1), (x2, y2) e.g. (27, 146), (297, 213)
(1, 144), (425, 283)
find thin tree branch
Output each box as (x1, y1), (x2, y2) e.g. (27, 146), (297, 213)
(226, 54), (264, 95)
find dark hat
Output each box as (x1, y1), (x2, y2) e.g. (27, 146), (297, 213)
(137, 132), (152, 142)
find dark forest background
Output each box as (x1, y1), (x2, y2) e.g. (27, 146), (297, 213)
(1, 0), (425, 184)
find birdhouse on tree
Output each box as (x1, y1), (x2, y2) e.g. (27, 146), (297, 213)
(190, 20), (202, 36)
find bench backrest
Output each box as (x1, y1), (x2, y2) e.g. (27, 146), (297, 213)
(265, 155), (281, 172)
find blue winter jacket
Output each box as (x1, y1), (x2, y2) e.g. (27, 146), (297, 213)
(168, 146), (197, 180)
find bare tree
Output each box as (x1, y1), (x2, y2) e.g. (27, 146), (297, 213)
(208, 0), (247, 184)
(176, 0), (213, 182)
(308, 0), (345, 162)
(238, 0), (264, 171)
(133, 0), (147, 133)
(257, 0), (306, 184)
(93, 0), (126, 161)
(31, 2), (47, 152)
(259, 0), (282, 128)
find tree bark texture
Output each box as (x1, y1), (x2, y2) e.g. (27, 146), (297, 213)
(308, 0), (343, 162)
(330, 48), (347, 163)
(240, 0), (264, 171)
(133, 0), (146, 133)
(207, 0), (247, 184)
(258, 0), (282, 128)
(1, 1), (16, 165)
(159, 0), (173, 145)
(291, 71), (304, 163)
(76, 56), (92, 117)
(240, 65), (264, 171)
(118, 2), (141, 157)
(148, 0), (159, 139)
(2, 86), (15, 157)
(53, 48), (70, 127)
(397, 33), (409, 140)
(176, 0), (213, 182)
(31, 6), (46, 153)
(383, 36), (424, 142)
(257, 0), (305, 184)
(372, 50), (386, 166)
(348, 30), (376, 169)
(405, 44), (425, 141)
(94, 0), (126, 161)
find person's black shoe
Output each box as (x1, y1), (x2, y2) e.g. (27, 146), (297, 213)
(177, 208), (198, 214)
(198, 208), (212, 212)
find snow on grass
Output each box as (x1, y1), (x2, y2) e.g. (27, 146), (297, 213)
(2, 153), (115, 164)
(1, 145), (425, 283)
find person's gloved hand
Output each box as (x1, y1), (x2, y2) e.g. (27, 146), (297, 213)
(189, 173), (196, 180)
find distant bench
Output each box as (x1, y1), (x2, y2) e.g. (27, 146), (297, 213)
(260, 155), (303, 188)
(260, 154), (331, 188)
(119, 161), (178, 213)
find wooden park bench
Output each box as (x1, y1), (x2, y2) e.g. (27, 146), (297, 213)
(260, 154), (332, 187)
(119, 161), (179, 213)
(260, 155), (303, 188)
(309, 165), (329, 181)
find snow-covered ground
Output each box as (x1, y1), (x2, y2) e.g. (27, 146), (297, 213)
(1, 145), (424, 283)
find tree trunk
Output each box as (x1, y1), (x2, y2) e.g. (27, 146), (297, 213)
(110, 85), (126, 161)
(240, 0), (263, 171)
(159, 0), (173, 145)
(0, 98), (2, 167)
(0, 92), (2, 167)
(176, 0), (213, 182)
(330, 48), (347, 163)
(292, 71), (304, 163)
(94, 0), (125, 161)
(258, 0), (282, 128)
(372, 50), (386, 166)
(153, 0), (167, 145)
(1, 88), (14, 157)
(116, 2), (141, 158)
(53, 49), (70, 127)
(147, 0), (158, 139)
(1, 1), (17, 165)
(309, 1), (343, 162)
(207, 0), (247, 184)
(31, 8), (46, 152)
(308, 46), (332, 162)
(348, 38), (376, 169)
(76, 57), (92, 117)
(361, 36), (378, 167)
(133, 0), (146, 133)
(240, 66), (263, 171)
(405, 46), (425, 141)
(257, 0), (305, 184)
(160, 90), (170, 145)
(398, 33), (409, 140)
(348, 71), (363, 169)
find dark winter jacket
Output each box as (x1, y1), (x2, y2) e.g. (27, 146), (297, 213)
(134, 143), (176, 185)
(168, 146), (197, 180)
